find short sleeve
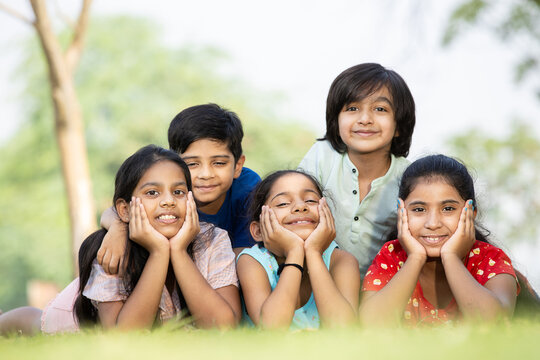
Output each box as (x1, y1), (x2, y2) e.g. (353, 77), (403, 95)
(298, 141), (323, 184)
(362, 241), (402, 291)
(230, 167), (260, 248)
(467, 242), (518, 287)
(195, 226), (238, 289)
(82, 260), (128, 303)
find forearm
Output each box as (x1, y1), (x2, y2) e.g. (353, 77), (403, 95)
(113, 249), (169, 329)
(305, 249), (356, 327)
(359, 255), (424, 326)
(442, 254), (512, 320)
(259, 249), (304, 329)
(171, 250), (238, 328)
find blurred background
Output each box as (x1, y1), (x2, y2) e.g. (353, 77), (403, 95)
(0, 0), (539, 309)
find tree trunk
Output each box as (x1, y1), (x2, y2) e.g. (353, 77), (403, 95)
(29, 0), (96, 275)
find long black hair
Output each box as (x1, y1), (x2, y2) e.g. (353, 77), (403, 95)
(398, 154), (489, 242)
(396, 154), (540, 314)
(74, 145), (194, 325)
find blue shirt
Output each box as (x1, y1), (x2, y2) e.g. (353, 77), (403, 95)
(198, 167), (260, 248)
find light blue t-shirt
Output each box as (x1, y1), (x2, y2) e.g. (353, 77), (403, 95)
(238, 241), (339, 330)
(298, 140), (409, 273)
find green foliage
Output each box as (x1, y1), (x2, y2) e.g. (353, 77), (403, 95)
(0, 16), (315, 308)
(443, 0), (540, 98)
(1, 323), (540, 359)
(445, 122), (540, 246)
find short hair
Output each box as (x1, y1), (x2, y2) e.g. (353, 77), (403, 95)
(322, 63), (416, 157)
(168, 103), (244, 162)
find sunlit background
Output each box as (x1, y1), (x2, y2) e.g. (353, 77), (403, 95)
(1, 0), (539, 309)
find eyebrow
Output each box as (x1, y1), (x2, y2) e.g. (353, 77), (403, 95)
(181, 155), (232, 160)
(408, 199), (461, 206)
(270, 189), (320, 202)
(138, 181), (187, 189)
(373, 96), (393, 106)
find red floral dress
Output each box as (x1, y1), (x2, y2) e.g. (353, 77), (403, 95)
(362, 240), (519, 325)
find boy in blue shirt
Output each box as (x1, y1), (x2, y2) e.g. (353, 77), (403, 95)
(97, 104), (260, 273)
(168, 104), (260, 254)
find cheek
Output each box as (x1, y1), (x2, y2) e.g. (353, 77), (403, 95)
(407, 215), (424, 237)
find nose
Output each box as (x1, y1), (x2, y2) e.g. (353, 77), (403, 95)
(198, 163), (214, 179)
(424, 210), (441, 230)
(357, 109), (373, 125)
(160, 192), (175, 207)
(292, 200), (308, 213)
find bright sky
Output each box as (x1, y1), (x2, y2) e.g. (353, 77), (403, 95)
(1, 0), (539, 287)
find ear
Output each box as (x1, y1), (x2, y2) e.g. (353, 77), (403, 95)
(250, 221), (263, 242)
(115, 199), (130, 223)
(233, 154), (245, 179)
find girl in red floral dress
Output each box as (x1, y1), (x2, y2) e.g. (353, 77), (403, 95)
(360, 154), (519, 326)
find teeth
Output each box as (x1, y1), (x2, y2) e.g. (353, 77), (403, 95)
(158, 215), (177, 220)
(291, 220), (312, 224)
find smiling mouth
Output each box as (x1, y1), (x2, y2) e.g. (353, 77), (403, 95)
(156, 214), (179, 224)
(420, 235), (447, 245)
(353, 130), (377, 137)
(286, 219), (316, 226)
(195, 185), (218, 191)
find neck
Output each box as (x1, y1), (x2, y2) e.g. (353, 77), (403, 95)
(420, 258), (447, 283)
(347, 150), (392, 182)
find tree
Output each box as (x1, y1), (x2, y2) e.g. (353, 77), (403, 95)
(443, 0), (540, 99)
(0, 16), (315, 308)
(0, 0), (96, 274)
(445, 122), (540, 246)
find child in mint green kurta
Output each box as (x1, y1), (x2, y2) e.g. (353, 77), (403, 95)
(298, 63), (416, 274)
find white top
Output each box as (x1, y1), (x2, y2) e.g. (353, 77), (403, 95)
(298, 140), (410, 273)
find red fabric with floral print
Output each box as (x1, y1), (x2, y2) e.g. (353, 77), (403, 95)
(362, 240), (519, 326)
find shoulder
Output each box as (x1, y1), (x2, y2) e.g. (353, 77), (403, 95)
(330, 248), (359, 270)
(298, 140), (342, 180)
(389, 155), (411, 176)
(196, 222), (232, 251)
(234, 167), (261, 188)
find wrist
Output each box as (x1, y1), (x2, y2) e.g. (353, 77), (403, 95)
(304, 246), (324, 259)
(406, 252), (427, 265)
(285, 246), (305, 265)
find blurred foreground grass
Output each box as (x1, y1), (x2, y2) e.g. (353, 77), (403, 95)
(1, 321), (539, 360)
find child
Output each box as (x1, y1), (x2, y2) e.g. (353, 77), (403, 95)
(359, 154), (519, 326)
(98, 104), (260, 274)
(298, 63), (416, 274)
(0, 145), (240, 335)
(237, 170), (360, 330)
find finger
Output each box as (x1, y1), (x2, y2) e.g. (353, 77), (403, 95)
(101, 250), (110, 273)
(96, 247), (105, 264)
(118, 257), (125, 276)
(260, 206), (270, 240)
(108, 255), (119, 275)
(138, 198), (149, 225)
(268, 207), (282, 233)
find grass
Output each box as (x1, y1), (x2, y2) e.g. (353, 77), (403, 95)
(1, 320), (539, 360)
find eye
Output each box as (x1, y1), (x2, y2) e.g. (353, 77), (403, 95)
(411, 207), (425, 213)
(276, 202), (289, 207)
(186, 162), (198, 168)
(214, 161), (228, 166)
(174, 189), (186, 196)
(345, 106), (359, 112)
(443, 206), (456, 212)
(145, 190), (159, 196)
(306, 199), (319, 204)
(374, 106), (388, 112)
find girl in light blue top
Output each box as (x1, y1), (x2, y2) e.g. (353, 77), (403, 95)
(237, 170), (360, 330)
(298, 63), (416, 274)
